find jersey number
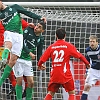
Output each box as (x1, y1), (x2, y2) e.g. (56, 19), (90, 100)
(53, 50), (64, 62)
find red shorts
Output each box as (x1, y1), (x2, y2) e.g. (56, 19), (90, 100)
(47, 78), (74, 92)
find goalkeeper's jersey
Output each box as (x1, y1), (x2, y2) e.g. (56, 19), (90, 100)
(0, 4), (41, 34)
(20, 26), (44, 61)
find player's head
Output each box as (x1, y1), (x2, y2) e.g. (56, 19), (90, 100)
(0, 0), (2, 10)
(0, 0), (3, 11)
(39, 21), (46, 30)
(89, 35), (98, 50)
(56, 28), (66, 40)
(34, 21), (46, 35)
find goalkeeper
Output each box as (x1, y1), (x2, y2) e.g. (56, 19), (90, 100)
(0, 0), (46, 87)
(38, 28), (90, 100)
(81, 35), (100, 100)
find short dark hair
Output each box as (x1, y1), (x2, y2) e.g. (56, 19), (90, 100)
(56, 28), (66, 39)
(39, 21), (46, 30)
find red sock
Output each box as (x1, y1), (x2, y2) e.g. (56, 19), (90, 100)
(23, 76), (28, 89)
(68, 94), (75, 100)
(44, 94), (52, 100)
(9, 70), (16, 87)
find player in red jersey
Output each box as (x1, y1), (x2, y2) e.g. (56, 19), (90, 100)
(38, 28), (90, 100)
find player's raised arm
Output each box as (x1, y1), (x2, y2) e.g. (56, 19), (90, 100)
(11, 4), (46, 23)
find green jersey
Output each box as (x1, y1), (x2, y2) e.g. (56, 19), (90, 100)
(0, 4), (41, 34)
(20, 26), (44, 61)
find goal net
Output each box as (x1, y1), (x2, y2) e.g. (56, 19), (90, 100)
(0, 2), (100, 100)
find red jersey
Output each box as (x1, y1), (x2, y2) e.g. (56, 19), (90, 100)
(0, 21), (5, 46)
(38, 39), (89, 84)
(21, 19), (28, 30)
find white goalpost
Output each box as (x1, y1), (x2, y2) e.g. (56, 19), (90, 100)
(0, 2), (100, 100)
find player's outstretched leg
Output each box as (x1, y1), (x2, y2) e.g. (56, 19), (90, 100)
(2, 48), (10, 60)
(0, 65), (12, 86)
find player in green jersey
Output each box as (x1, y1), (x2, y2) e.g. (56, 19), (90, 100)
(0, 0), (46, 87)
(13, 21), (46, 100)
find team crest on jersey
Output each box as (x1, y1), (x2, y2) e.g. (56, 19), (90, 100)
(97, 55), (100, 59)
(37, 38), (40, 42)
(9, 8), (12, 11)
(17, 71), (20, 75)
(24, 30), (28, 33)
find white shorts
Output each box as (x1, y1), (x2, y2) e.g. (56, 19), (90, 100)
(85, 68), (100, 86)
(13, 58), (33, 77)
(4, 31), (23, 57)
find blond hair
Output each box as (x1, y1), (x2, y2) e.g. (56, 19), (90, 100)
(89, 35), (98, 42)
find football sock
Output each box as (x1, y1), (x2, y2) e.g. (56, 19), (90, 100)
(2, 48), (10, 60)
(81, 93), (88, 100)
(26, 87), (33, 100)
(15, 84), (22, 100)
(44, 94), (52, 100)
(0, 65), (12, 86)
(23, 76), (28, 89)
(9, 70), (16, 87)
(68, 94), (75, 100)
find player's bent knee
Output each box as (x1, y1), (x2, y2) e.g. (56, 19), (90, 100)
(84, 84), (91, 91)
(16, 77), (23, 86)
(8, 57), (18, 67)
(8, 60), (17, 67)
(5, 41), (12, 49)
(28, 81), (34, 88)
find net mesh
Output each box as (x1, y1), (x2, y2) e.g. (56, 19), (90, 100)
(0, 3), (100, 100)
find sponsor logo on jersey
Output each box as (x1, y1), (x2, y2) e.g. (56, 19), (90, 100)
(52, 45), (67, 49)
(97, 54), (100, 59)
(9, 8), (12, 11)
